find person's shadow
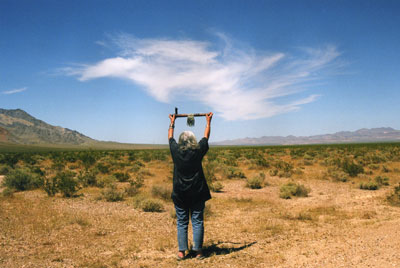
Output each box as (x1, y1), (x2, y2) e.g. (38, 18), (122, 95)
(201, 241), (257, 258)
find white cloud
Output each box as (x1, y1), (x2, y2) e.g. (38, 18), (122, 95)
(67, 34), (341, 120)
(2, 87), (27, 95)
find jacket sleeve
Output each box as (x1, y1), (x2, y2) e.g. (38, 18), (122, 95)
(199, 137), (209, 157)
(169, 138), (178, 160)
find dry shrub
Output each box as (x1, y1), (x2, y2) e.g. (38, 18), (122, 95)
(151, 184), (171, 201)
(2, 187), (15, 197)
(231, 197), (253, 203)
(374, 176), (390, 186)
(386, 183), (400, 206)
(246, 172), (266, 189)
(269, 169), (278, 176)
(360, 176), (389, 190)
(327, 168), (349, 182)
(125, 175), (144, 197)
(280, 182), (310, 199)
(141, 199), (164, 212)
(101, 184), (124, 202)
(132, 194), (164, 212)
(225, 167), (246, 179)
(359, 181), (379, 190)
(96, 175), (116, 188)
(204, 204), (213, 218)
(209, 181), (224, 192)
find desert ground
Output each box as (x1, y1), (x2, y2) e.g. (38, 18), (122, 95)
(1, 145), (400, 267)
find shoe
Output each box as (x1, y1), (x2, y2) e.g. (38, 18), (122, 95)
(177, 251), (185, 261)
(195, 250), (205, 260)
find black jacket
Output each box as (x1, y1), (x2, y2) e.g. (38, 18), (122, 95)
(169, 137), (211, 208)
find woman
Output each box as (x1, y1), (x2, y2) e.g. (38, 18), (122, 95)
(168, 112), (213, 260)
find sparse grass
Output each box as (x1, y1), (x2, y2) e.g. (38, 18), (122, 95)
(1, 143), (400, 267)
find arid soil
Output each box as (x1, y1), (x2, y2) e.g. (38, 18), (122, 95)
(1, 161), (400, 268)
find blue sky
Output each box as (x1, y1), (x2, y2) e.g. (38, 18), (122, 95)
(1, 0), (400, 144)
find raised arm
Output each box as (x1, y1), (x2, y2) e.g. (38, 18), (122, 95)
(168, 114), (176, 140)
(204, 112), (213, 140)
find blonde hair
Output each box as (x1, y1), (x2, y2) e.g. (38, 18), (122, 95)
(178, 131), (199, 150)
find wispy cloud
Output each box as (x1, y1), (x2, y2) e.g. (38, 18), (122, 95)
(65, 34), (341, 120)
(2, 87), (27, 95)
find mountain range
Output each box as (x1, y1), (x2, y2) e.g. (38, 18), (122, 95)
(0, 108), (95, 145)
(214, 127), (400, 145)
(1, 108), (400, 146)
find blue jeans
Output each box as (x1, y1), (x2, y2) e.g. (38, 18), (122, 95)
(175, 201), (205, 251)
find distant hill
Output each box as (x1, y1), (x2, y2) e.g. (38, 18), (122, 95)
(214, 127), (400, 146)
(0, 108), (96, 145)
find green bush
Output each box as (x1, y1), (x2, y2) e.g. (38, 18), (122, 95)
(101, 184), (124, 202)
(0, 164), (11, 175)
(57, 171), (80, 197)
(96, 163), (110, 174)
(130, 161), (144, 173)
(114, 172), (130, 182)
(3, 169), (42, 191)
(280, 182), (310, 199)
(77, 170), (97, 187)
(44, 171), (80, 197)
(341, 160), (364, 177)
(43, 176), (58, 197)
(252, 157), (270, 168)
(79, 152), (96, 170)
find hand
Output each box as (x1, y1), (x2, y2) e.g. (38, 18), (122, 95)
(169, 114), (176, 124)
(206, 112), (213, 124)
